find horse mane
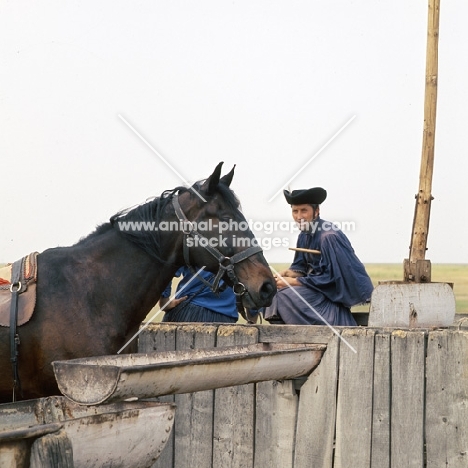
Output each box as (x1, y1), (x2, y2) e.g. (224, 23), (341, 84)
(79, 180), (241, 264)
(106, 187), (181, 264)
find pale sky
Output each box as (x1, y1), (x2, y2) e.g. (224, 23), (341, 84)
(1, 0), (467, 266)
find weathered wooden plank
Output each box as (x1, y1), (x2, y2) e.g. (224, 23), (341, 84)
(257, 324), (334, 344)
(138, 323), (178, 352)
(371, 332), (391, 468)
(335, 328), (375, 468)
(426, 330), (468, 468)
(143, 324), (177, 468)
(213, 325), (258, 468)
(29, 430), (74, 468)
(173, 325), (218, 468)
(390, 330), (426, 468)
(294, 334), (340, 468)
(254, 380), (297, 468)
(369, 283), (455, 327)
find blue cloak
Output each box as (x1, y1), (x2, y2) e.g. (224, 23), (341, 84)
(266, 217), (373, 326)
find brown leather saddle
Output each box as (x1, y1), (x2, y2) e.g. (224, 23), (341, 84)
(0, 252), (39, 327)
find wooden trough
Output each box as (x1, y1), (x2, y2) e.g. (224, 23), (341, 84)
(0, 396), (175, 468)
(52, 343), (326, 405)
(137, 323), (468, 468)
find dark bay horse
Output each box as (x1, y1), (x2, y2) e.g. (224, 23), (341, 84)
(0, 163), (276, 402)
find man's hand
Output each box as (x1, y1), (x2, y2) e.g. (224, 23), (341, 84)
(277, 269), (304, 278)
(159, 295), (188, 311)
(274, 274), (301, 289)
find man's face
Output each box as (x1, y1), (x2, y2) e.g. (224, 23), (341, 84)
(291, 204), (316, 231)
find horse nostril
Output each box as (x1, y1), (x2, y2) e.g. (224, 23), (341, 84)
(259, 280), (276, 303)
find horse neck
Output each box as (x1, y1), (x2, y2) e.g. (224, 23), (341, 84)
(82, 227), (183, 331)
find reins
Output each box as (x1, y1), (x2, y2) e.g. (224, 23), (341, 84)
(172, 195), (262, 323)
(9, 258), (24, 402)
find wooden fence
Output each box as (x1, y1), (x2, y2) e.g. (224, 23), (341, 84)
(138, 323), (468, 468)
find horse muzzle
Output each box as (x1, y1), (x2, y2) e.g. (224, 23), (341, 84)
(238, 277), (276, 309)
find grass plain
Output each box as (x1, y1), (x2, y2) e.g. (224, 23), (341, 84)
(272, 263), (468, 314)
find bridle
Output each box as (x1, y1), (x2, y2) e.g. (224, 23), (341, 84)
(172, 195), (262, 323)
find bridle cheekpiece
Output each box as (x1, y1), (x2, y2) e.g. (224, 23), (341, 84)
(172, 194), (262, 323)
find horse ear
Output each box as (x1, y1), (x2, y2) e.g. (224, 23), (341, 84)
(202, 162), (223, 195)
(220, 165), (235, 187)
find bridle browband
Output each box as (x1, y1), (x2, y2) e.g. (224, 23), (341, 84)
(172, 194), (262, 323)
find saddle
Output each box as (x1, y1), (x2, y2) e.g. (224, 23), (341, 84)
(0, 252), (39, 327)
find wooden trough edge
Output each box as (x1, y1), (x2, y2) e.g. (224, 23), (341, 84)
(53, 343), (326, 406)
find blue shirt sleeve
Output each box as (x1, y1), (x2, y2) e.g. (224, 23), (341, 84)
(161, 281), (172, 298)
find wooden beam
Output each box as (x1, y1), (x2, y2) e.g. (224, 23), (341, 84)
(405, 0), (440, 282)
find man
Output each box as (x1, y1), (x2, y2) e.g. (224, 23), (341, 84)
(265, 187), (373, 326)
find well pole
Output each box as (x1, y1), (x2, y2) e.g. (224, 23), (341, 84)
(404, 0), (440, 282)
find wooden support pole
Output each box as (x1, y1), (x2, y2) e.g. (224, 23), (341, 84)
(288, 247), (321, 255)
(405, 0), (440, 282)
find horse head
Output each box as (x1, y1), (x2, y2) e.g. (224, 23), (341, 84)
(173, 162), (276, 309)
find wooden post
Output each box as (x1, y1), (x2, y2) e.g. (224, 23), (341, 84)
(404, 0), (440, 282)
(29, 430), (74, 468)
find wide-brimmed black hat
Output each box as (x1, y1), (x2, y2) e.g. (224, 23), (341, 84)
(283, 188), (327, 205)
